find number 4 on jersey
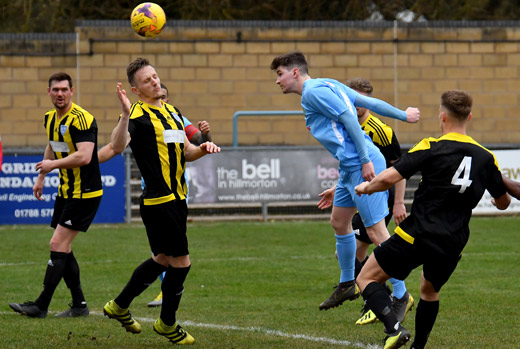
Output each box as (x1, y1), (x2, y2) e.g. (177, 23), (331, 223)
(451, 156), (473, 193)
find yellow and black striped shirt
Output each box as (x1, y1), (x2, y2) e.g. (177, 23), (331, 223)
(128, 100), (187, 205)
(43, 102), (103, 199)
(360, 113), (401, 168)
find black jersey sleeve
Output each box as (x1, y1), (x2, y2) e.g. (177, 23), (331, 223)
(486, 161), (507, 199)
(69, 119), (97, 144)
(392, 138), (432, 180)
(379, 132), (401, 165)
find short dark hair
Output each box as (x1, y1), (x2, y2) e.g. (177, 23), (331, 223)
(270, 51), (308, 75)
(346, 78), (373, 96)
(48, 72), (73, 88)
(127, 57), (151, 86)
(441, 90), (473, 121)
(160, 83), (168, 97)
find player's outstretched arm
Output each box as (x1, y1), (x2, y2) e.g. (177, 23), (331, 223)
(355, 167), (403, 196)
(492, 192), (511, 210)
(354, 93), (420, 123)
(502, 174), (520, 200)
(98, 143), (119, 164)
(184, 136), (221, 162)
(317, 185), (336, 210)
(33, 144), (54, 201)
(405, 107), (420, 123)
(36, 141), (94, 173)
(337, 109), (375, 180)
(393, 178), (407, 225)
(198, 121), (212, 143)
(189, 121), (212, 146)
(112, 83), (131, 153)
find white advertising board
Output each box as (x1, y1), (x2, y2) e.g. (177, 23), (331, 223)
(474, 149), (520, 215)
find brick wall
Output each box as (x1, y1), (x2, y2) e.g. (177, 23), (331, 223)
(1, 21), (519, 148)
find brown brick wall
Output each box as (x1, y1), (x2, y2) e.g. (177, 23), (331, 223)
(1, 22), (519, 148)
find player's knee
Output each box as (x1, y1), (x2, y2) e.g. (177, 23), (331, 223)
(152, 253), (169, 267)
(169, 255), (191, 268)
(420, 288), (439, 301)
(49, 238), (67, 252)
(366, 227), (390, 245)
(330, 217), (347, 234)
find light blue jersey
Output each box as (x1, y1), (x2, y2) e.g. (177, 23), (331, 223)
(301, 78), (409, 224)
(182, 116), (192, 128)
(302, 78), (406, 172)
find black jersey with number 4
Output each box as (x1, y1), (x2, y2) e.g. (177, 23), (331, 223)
(393, 132), (506, 255)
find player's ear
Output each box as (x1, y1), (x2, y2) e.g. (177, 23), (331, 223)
(292, 67), (299, 78)
(467, 113), (472, 121)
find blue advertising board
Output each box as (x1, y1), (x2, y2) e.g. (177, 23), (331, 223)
(0, 154), (125, 224)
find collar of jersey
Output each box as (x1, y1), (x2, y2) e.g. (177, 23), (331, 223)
(53, 102), (77, 120)
(139, 100), (164, 109)
(438, 132), (474, 143)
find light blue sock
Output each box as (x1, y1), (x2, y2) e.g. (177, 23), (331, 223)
(389, 278), (406, 299)
(336, 233), (356, 283)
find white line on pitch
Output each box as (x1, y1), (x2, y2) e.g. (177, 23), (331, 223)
(0, 310), (379, 348)
(90, 311), (379, 348)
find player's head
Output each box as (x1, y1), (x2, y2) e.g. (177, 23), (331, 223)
(126, 57), (162, 101)
(347, 78), (373, 96)
(160, 83), (169, 103)
(48, 72), (73, 89)
(47, 72), (73, 111)
(270, 51), (308, 75)
(270, 51), (309, 94)
(347, 78), (373, 118)
(440, 90), (473, 122)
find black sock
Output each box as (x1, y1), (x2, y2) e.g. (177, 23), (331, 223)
(412, 299), (439, 348)
(354, 256), (368, 279)
(62, 251), (86, 308)
(35, 251), (68, 310)
(160, 265), (191, 326)
(362, 281), (399, 333)
(115, 258), (167, 309)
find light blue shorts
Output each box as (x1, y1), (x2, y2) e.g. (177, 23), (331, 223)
(333, 155), (389, 228)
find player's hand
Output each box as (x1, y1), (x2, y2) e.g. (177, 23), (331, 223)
(200, 141), (221, 154)
(198, 121), (211, 134)
(361, 162), (375, 181)
(317, 187), (335, 210)
(33, 177), (44, 201)
(116, 82), (131, 118)
(405, 107), (420, 123)
(393, 203), (407, 225)
(35, 159), (55, 174)
(355, 182), (370, 196)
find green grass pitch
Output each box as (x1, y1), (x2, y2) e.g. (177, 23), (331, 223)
(0, 217), (519, 348)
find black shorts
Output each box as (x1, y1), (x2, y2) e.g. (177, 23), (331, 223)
(373, 233), (461, 292)
(140, 199), (189, 257)
(51, 196), (102, 232)
(354, 186), (395, 244)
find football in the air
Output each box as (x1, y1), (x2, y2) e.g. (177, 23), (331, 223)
(130, 3), (166, 37)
